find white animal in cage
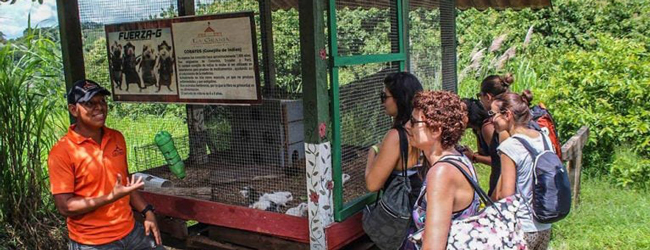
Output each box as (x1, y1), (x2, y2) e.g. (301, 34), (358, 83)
(242, 187), (294, 212)
(285, 202), (308, 217)
(250, 199), (279, 212)
(261, 191), (293, 207)
(342, 173), (351, 185)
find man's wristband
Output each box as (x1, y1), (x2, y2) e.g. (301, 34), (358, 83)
(140, 204), (155, 217)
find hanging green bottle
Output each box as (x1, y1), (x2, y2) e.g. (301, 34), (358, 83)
(154, 131), (186, 179)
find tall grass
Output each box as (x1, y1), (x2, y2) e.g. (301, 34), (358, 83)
(0, 31), (67, 249)
(457, 26), (544, 100)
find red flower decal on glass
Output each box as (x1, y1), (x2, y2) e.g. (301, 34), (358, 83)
(326, 181), (334, 190)
(318, 123), (327, 139)
(309, 191), (320, 203)
(319, 48), (327, 60)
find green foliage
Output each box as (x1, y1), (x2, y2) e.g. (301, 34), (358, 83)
(610, 147), (650, 190)
(409, 8), (442, 89)
(454, 0), (650, 187)
(271, 9), (302, 94)
(549, 177), (650, 249)
(543, 35), (650, 175)
(106, 115), (188, 173)
(0, 33), (66, 250)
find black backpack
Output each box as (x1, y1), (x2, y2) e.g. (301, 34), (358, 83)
(513, 136), (572, 223)
(362, 128), (412, 250)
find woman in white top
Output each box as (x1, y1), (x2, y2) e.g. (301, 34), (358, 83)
(490, 91), (552, 250)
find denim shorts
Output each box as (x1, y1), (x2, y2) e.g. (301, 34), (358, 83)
(69, 221), (165, 250)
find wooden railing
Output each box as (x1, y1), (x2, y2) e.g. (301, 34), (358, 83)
(560, 126), (590, 206)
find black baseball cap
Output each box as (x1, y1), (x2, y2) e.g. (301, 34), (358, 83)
(67, 79), (111, 104)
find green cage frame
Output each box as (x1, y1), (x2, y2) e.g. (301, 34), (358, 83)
(328, 0), (410, 222)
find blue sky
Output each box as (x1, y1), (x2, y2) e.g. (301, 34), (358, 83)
(0, 0), (58, 39)
(0, 0), (182, 39)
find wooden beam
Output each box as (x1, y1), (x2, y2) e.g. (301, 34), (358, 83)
(560, 126), (589, 206)
(561, 126), (590, 161)
(259, 0), (278, 94)
(139, 191), (310, 243)
(440, 0), (458, 92)
(176, 0), (208, 166)
(209, 225), (310, 250)
(178, 0), (196, 16)
(144, 187), (212, 200)
(56, 0), (85, 123)
(300, 1), (335, 249)
(300, 0), (330, 144)
(186, 235), (252, 250)
(402, 0), (411, 71)
(134, 213), (189, 240)
(324, 213), (365, 250)
(157, 216), (189, 239)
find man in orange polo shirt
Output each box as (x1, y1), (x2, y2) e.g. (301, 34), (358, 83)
(48, 79), (164, 249)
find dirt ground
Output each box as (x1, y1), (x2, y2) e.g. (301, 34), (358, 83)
(142, 151), (371, 213)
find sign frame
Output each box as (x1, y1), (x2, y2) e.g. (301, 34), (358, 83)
(104, 12), (262, 105)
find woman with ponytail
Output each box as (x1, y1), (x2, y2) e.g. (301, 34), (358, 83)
(491, 92), (552, 250)
(460, 73), (513, 199)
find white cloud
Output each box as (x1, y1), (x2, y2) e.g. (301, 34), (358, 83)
(0, 0), (195, 40)
(0, 0), (57, 39)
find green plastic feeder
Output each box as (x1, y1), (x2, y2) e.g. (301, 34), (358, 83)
(154, 131), (186, 179)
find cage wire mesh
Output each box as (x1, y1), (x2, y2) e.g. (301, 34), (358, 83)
(336, 0), (399, 56)
(334, 0), (400, 203)
(78, 0), (307, 215)
(339, 62), (398, 203)
(408, 2), (442, 90)
(78, 0), (190, 175)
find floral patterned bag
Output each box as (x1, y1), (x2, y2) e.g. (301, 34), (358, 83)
(408, 160), (529, 250)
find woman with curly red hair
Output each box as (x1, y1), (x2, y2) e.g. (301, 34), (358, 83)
(406, 91), (480, 250)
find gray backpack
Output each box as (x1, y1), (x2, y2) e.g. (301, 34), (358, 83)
(362, 128), (412, 250)
(513, 136), (571, 223)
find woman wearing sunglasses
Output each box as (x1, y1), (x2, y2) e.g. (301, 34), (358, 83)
(406, 91), (480, 250)
(365, 72), (423, 249)
(461, 73), (513, 200)
(491, 91), (552, 250)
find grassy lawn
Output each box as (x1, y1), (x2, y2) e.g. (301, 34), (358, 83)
(549, 177), (650, 249)
(473, 163), (650, 250)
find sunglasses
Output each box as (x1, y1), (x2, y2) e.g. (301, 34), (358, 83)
(409, 116), (426, 125)
(380, 92), (393, 103)
(487, 109), (506, 118)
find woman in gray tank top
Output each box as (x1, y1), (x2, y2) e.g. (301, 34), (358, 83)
(490, 91), (552, 250)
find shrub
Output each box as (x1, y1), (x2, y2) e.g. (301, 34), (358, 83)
(0, 33), (66, 250)
(610, 147), (650, 190)
(542, 34), (650, 175)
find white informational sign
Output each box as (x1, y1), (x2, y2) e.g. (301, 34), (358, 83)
(105, 12), (261, 104)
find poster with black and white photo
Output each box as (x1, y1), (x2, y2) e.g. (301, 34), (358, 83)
(104, 12), (261, 104)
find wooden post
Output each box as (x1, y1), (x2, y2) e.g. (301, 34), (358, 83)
(402, 0), (410, 72)
(178, 0), (195, 17)
(177, 0), (208, 165)
(56, 0), (85, 123)
(561, 126), (589, 206)
(300, 0), (334, 249)
(440, 0), (457, 92)
(259, 0), (277, 94)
